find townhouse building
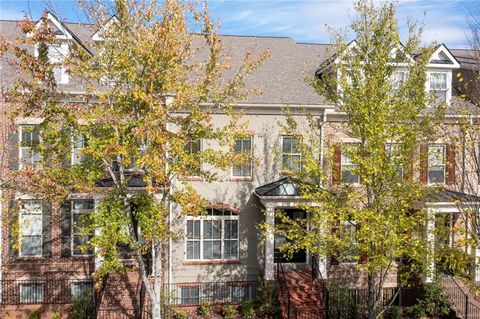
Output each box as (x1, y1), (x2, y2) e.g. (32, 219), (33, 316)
(0, 12), (479, 318)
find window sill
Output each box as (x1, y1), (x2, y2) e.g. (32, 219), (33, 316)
(228, 177), (254, 182)
(183, 260), (241, 265)
(181, 177), (204, 182)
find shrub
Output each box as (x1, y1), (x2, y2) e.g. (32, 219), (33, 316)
(174, 310), (189, 319)
(28, 311), (41, 319)
(69, 292), (94, 319)
(412, 281), (450, 318)
(197, 302), (212, 317)
(52, 313), (63, 319)
(254, 280), (279, 317)
(223, 305), (237, 319)
(240, 299), (255, 318)
(383, 306), (401, 319)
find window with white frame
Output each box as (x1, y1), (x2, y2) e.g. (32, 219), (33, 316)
(19, 200), (43, 257)
(232, 137), (253, 177)
(72, 134), (87, 165)
(185, 139), (202, 176)
(72, 200), (94, 256)
(180, 286), (200, 305)
(428, 144), (446, 184)
(20, 282), (44, 303)
(282, 136), (301, 171)
(71, 280), (93, 301)
(20, 126), (41, 168)
(429, 72), (448, 103)
(341, 144), (360, 184)
(385, 143), (404, 178)
(186, 208), (239, 260)
(391, 70), (407, 90)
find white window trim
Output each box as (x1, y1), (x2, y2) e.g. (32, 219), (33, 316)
(19, 200), (43, 258)
(185, 211), (239, 261)
(19, 125), (42, 169)
(427, 144), (446, 185)
(71, 200), (94, 257)
(231, 136), (253, 178)
(281, 135), (302, 171)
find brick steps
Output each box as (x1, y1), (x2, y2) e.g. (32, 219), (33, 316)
(277, 269), (326, 319)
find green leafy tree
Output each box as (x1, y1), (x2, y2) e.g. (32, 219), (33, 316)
(273, 1), (442, 318)
(0, 1), (269, 318)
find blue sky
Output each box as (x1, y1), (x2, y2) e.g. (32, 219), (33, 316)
(0, 0), (477, 48)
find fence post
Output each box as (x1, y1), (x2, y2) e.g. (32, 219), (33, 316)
(465, 295), (469, 319)
(398, 287), (402, 307)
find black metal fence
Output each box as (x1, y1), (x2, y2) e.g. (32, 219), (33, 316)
(327, 286), (421, 319)
(163, 281), (258, 306)
(1, 279), (94, 305)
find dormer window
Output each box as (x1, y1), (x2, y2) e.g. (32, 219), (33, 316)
(429, 72), (448, 103)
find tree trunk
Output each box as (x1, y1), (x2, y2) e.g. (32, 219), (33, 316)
(367, 273), (376, 319)
(151, 239), (163, 319)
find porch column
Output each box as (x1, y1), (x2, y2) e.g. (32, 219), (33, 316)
(264, 204), (275, 280)
(426, 208), (435, 283)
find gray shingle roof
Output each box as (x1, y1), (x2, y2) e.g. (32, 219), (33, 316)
(0, 18), (478, 107)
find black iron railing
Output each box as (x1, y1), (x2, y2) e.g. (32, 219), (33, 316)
(163, 281), (258, 306)
(440, 274), (480, 319)
(1, 279), (94, 305)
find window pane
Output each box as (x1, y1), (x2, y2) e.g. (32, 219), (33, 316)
(204, 220), (221, 239)
(341, 166), (360, 184)
(181, 287), (199, 305)
(187, 241), (200, 259)
(282, 137), (292, 153)
(20, 283), (44, 303)
(429, 167), (445, 184)
(224, 240), (238, 259)
(21, 235), (42, 256)
(231, 286), (249, 302)
(71, 281), (93, 301)
(203, 241), (221, 259)
(225, 220), (238, 239)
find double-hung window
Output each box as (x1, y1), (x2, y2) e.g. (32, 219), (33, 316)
(20, 126), (41, 168)
(282, 136), (301, 171)
(428, 144), (446, 184)
(186, 208), (239, 260)
(232, 137), (253, 178)
(185, 139), (202, 176)
(19, 200), (43, 257)
(429, 72), (448, 103)
(341, 144), (360, 184)
(20, 281), (44, 303)
(72, 200), (94, 256)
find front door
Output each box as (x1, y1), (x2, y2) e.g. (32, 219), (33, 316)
(274, 209), (307, 263)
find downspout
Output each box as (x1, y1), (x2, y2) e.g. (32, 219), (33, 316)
(317, 112), (327, 186)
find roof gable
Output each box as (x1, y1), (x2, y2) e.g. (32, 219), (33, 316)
(91, 15), (119, 41)
(428, 44), (460, 69)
